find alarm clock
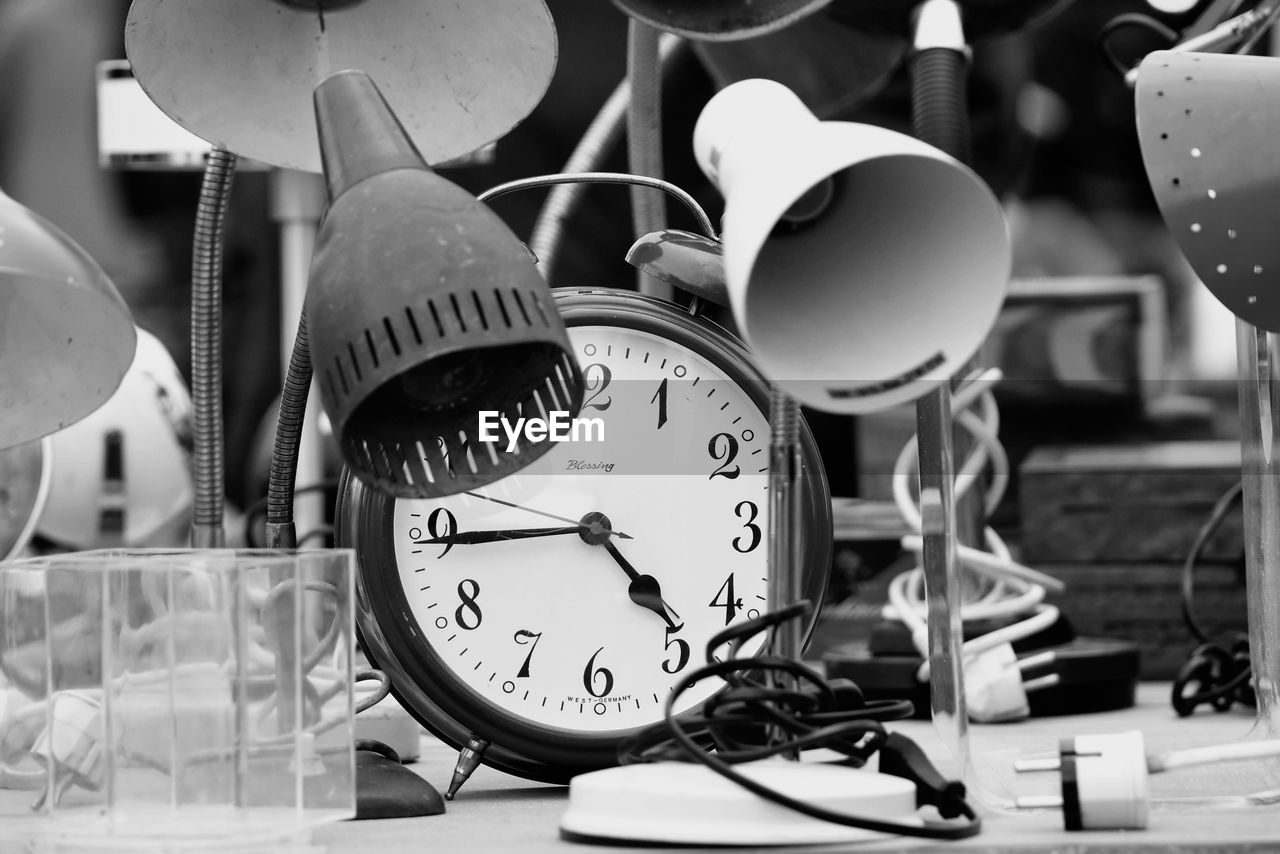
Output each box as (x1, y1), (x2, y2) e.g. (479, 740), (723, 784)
(337, 288), (833, 784)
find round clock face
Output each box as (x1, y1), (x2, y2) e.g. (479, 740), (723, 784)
(343, 290), (832, 783)
(390, 324), (772, 733)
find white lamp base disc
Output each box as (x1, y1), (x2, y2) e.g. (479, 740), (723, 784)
(560, 760), (919, 847)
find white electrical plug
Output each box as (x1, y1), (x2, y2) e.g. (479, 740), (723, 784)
(963, 644), (1030, 723)
(910, 625), (1060, 723)
(1015, 730), (1150, 830)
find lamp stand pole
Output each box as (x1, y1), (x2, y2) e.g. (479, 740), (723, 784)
(271, 169), (327, 546)
(1236, 319), (1280, 732)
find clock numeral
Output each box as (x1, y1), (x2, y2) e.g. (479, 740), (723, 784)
(583, 646), (615, 698)
(732, 500), (762, 554)
(455, 579), (483, 630)
(661, 624), (690, 674)
(708, 433), (741, 480)
(650, 378), (669, 430)
(582, 363), (613, 412)
(514, 629), (542, 678)
(709, 574), (743, 626)
(427, 508), (457, 559)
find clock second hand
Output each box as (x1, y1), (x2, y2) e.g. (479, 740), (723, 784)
(464, 490), (634, 539)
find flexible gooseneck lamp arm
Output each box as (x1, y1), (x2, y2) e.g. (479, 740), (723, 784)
(189, 147), (238, 548)
(265, 311), (311, 550)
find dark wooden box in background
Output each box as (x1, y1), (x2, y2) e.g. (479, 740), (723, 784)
(1019, 441), (1242, 565)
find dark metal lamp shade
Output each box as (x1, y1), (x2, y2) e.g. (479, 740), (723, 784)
(609, 0), (835, 40)
(308, 71), (583, 498)
(0, 189), (136, 448)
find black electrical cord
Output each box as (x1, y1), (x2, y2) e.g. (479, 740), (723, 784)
(1172, 480), (1252, 717)
(618, 602), (982, 841)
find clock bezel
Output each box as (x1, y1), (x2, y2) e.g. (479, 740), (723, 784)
(337, 288), (834, 784)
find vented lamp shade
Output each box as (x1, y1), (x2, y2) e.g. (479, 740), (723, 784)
(609, 0), (835, 40)
(307, 71), (584, 499)
(0, 189), (136, 448)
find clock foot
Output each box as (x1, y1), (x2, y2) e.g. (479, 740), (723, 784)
(445, 735), (491, 800)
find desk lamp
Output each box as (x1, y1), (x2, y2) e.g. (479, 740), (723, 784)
(306, 69), (584, 498)
(123, 0), (565, 540)
(560, 79), (1007, 845)
(1135, 46), (1280, 798)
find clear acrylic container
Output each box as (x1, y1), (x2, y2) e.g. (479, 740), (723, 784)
(0, 549), (356, 851)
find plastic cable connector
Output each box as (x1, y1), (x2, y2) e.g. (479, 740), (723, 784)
(878, 731), (969, 819)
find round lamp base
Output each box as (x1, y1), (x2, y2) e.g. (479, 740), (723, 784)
(560, 761), (919, 847)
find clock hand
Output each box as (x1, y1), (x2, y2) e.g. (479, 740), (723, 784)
(600, 539), (682, 630)
(464, 490), (634, 539)
(415, 526), (581, 545)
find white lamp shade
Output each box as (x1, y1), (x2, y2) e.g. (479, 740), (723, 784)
(694, 79), (1010, 413)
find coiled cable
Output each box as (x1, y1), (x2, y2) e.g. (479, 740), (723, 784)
(618, 602), (982, 840)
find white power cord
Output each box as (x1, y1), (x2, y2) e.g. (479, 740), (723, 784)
(887, 368), (1066, 721)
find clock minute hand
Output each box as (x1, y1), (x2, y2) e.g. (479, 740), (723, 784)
(415, 526), (581, 545)
(464, 491), (634, 539)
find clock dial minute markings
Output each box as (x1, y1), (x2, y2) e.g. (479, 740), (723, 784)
(463, 490), (634, 539)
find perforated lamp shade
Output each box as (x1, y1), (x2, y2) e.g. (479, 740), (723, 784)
(0, 189), (135, 448)
(125, 0), (558, 172)
(1135, 50), (1280, 331)
(307, 71), (584, 499)
(609, 0), (834, 40)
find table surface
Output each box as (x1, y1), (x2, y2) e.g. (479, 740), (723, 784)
(314, 683), (1280, 854)
(6, 683), (1280, 852)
